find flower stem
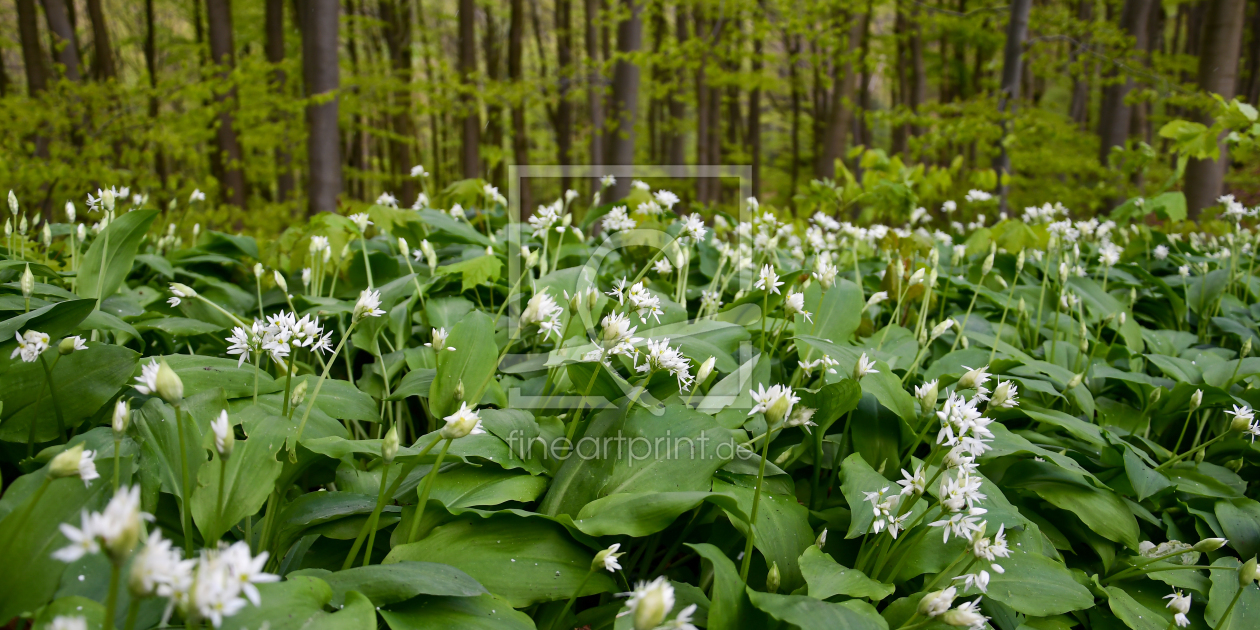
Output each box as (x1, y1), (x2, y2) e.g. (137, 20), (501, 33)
(950, 272), (988, 352)
(113, 437), (121, 491)
(38, 354), (67, 441)
(344, 458), (393, 569)
(1217, 584), (1246, 629)
(291, 321), (358, 462)
(175, 404), (195, 551)
(360, 233), (375, 289)
(103, 562), (121, 630)
(549, 569), (595, 630)
(214, 456), (228, 544)
(1155, 431), (1229, 471)
(739, 425), (777, 581)
(406, 438), (452, 544)
(122, 598), (140, 630)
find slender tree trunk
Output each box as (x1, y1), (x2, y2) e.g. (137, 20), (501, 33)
(1245, 0), (1260, 111)
(858, 0), (874, 148)
(747, 0), (765, 198)
(1185, 0), (1246, 215)
(1097, 0), (1154, 165)
(695, 8), (711, 202)
(557, 0), (574, 188)
(43, 0), (81, 81)
(665, 4), (687, 166)
(266, 0), (294, 202)
(1069, 0), (1093, 128)
(585, 0), (605, 174)
(787, 32), (802, 203)
(818, 13), (863, 179)
(381, 0), (417, 203)
(909, 5), (926, 139)
(85, 0), (116, 80)
(17, 0), (49, 98)
(146, 0), (168, 190)
(417, 0), (442, 190)
(485, 4), (505, 186)
(995, 0), (1031, 211)
(205, 0), (247, 209)
(303, 0), (341, 214)
(892, 8), (909, 155)
(707, 16), (724, 199)
(508, 0), (532, 216)
(609, 0), (642, 202)
(459, 0), (481, 178)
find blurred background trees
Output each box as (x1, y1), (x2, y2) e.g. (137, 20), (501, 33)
(0, 0), (1256, 229)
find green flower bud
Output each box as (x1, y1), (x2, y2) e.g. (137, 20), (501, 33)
(1193, 538), (1227, 553)
(290, 379), (309, 408)
(766, 562), (781, 594)
(1240, 557), (1257, 586)
(155, 361), (184, 404)
(696, 357), (716, 385)
(1190, 389), (1203, 411)
(49, 443), (88, 480)
(381, 424), (400, 464)
(20, 264), (34, 299)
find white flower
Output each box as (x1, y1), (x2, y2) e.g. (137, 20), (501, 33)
(919, 587), (957, 617)
(988, 380), (1018, 409)
(440, 402), (485, 439)
(189, 189), (206, 203)
(665, 604), (699, 630)
(813, 260), (838, 288)
(353, 289), (385, 320)
(602, 205), (637, 232)
(636, 338), (695, 391)
(957, 365), (991, 391)
(225, 322), (262, 367)
(954, 570), (992, 594)
(594, 543), (624, 572)
(930, 319), (954, 342)
(425, 327), (456, 352)
(930, 507), (988, 542)
(411, 164), (429, 178)
(1179, 265), (1190, 277)
(1099, 241), (1121, 267)
(679, 214), (706, 242)
(134, 359), (161, 395)
(49, 617), (86, 630)
(748, 383), (799, 425)
(11, 329), (49, 362)
(1164, 590), (1190, 627)
(965, 190), (993, 203)
(785, 291), (812, 322)
(653, 257), (674, 275)
(755, 264), (784, 294)
(620, 576), (674, 630)
(916, 380), (940, 412)
(1154, 244), (1169, 260)
(221, 540), (278, 607)
(864, 292), (888, 311)
(348, 213), (373, 232)
(601, 174), (616, 187)
(211, 410), (232, 458)
(853, 353), (879, 380)
(654, 190), (680, 210)
(631, 180), (651, 191)
(609, 279), (664, 323)
(129, 530), (193, 598)
(943, 200), (958, 213)
(898, 466), (927, 495)
(53, 511), (101, 562)
(943, 598), (989, 630)
(375, 192), (398, 208)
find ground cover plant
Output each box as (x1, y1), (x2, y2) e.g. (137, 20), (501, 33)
(3, 181), (1260, 630)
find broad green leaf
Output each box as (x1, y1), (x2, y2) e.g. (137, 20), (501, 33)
(1004, 460), (1139, 548)
(798, 546), (894, 601)
(840, 453), (894, 538)
(32, 596), (105, 630)
(380, 593), (535, 630)
(439, 255), (503, 292)
(425, 296), (475, 331)
(289, 561), (487, 607)
(746, 590), (886, 630)
(1104, 586), (1167, 630)
(986, 533), (1095, 616)
(133, 397), (209, 512)
(219, 577), (376, 630)
(274, 492), (380, 557)
(430, 310), (497, 419)
(713, 479), (814, 594)
(133, 316), (226, 336)
(383, 513), (616, 607)
(798, 336), (917, 420)
(428, 464), (549, 509)
(573, 491), (744, 538)
(0, 342), (138, 442)
(688, 543), (767, 630)
(1206, 556), (1260, 629)
(796, 279), (863, 349)
(0, 298), (97, 347)
(418, 208), (493, 246)
(77, 209), (159, 304)
(1215, 498), (1260, 560)
(191, 421), (285, 543)
(144, 354), (281, 399)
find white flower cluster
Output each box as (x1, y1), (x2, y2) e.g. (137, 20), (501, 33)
(635, 338), (694, 391)
(607, 278), (664, 323)
(619, 576), (697, 630)
(521, 288), (565, 341)
(602, 205), (637, 233)
(11, 329), (49, 362)
(529, 200), (565, 237)
(133, 533), (277, 628)
(584, 312), (643, 364)
(226, 311), (332, 366)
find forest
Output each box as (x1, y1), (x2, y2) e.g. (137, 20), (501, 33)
(0, 0), (1255, 228)
(4, 2), (1260, 630)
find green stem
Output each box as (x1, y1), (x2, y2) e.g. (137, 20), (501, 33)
(549, 569), (595, 630)
(1171, 408), (1195, 454)
(113, 438), (121, 491)
(361, 233), (375, 289)
(987, 283), (1017, 364)
(122, 598), (140, 630)
(1155, 431), (1229, 471)
(740, 425), (777, 581)
(343, 459), (393, 570)
(103, 562), (121, 630)
(281, 356), (295, 417)
(406, 439), (452, 544)
(291, 320), (359, 461)
(175, 404), (194, 551)
(1217, 584), (1246, 629)
(214, 456), (228, 544)
(950, 272), (988, 352)
(38, 354), (67, 441)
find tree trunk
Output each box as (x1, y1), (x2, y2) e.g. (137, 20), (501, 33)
(747, 0), (765, 198)
(556, 0), (574, 189)
(1097, 0), (1154, 165)
(817, 14), (863, 179)
(858, 0), (874, 147)
(303, 0), (341, 214)
(459, 0), (481, 178)
(1246, 0), (1260, 109)
(909, 5), (926, 139)
(381, 0), (417, 204)
(787, 32), (802, 203)
(585, 0), (605, 174)
(891, 8), (908, 155)
(609, 0), (642, 202)
(205, 0), (247, 209)
(1185, 0), (1246, 215)
(995, 0), (1031, 210)
(43, 0), (81, 81)
(484, 4), (504, 186)
(665, 4), (687, 166)
(266, 0), (293, 202)
(695, 8), (711, 202)
(17, 0), (49, 97)
(508, 0), (532, 216)
(146, 0), (168, 190)
(1068, 0), (1092, 128)
(85, 0), (116, 80)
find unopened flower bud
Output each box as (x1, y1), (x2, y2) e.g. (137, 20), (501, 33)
(398, 237), (410, 258)
(1148, 388), (1162, 405)
(1065, 372), (1084, 390)
(1118, 312), (1126, 326)
(1244, 338), (1253, 358)
(918, 587), (957, 617)
(290, 379), (308, 408)
(816, 528), (828, 548)
(454, 380), (466, 404)
(1193, 538), (1227, 553)
(696, 357), (716, 384)
(253, 263), (264, 278)
(155, 361), (184, 404)
(981, 248), (995, 276)
(381, 424), (400, 464)
(112, 399), (130, 434)
(273, 270), (288, 292)
(765, 393), (793, 426)
(21, 264), (34, 299)
(766, 562), (781, 594)
(1015, 249), (1025, 274)
(7, 190), (16, 215)
(49, 443), (88, 480)
(1190, 389), (1203, 411)
(1240, 557), (1258, 586)
(943, 606), (986, 628)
